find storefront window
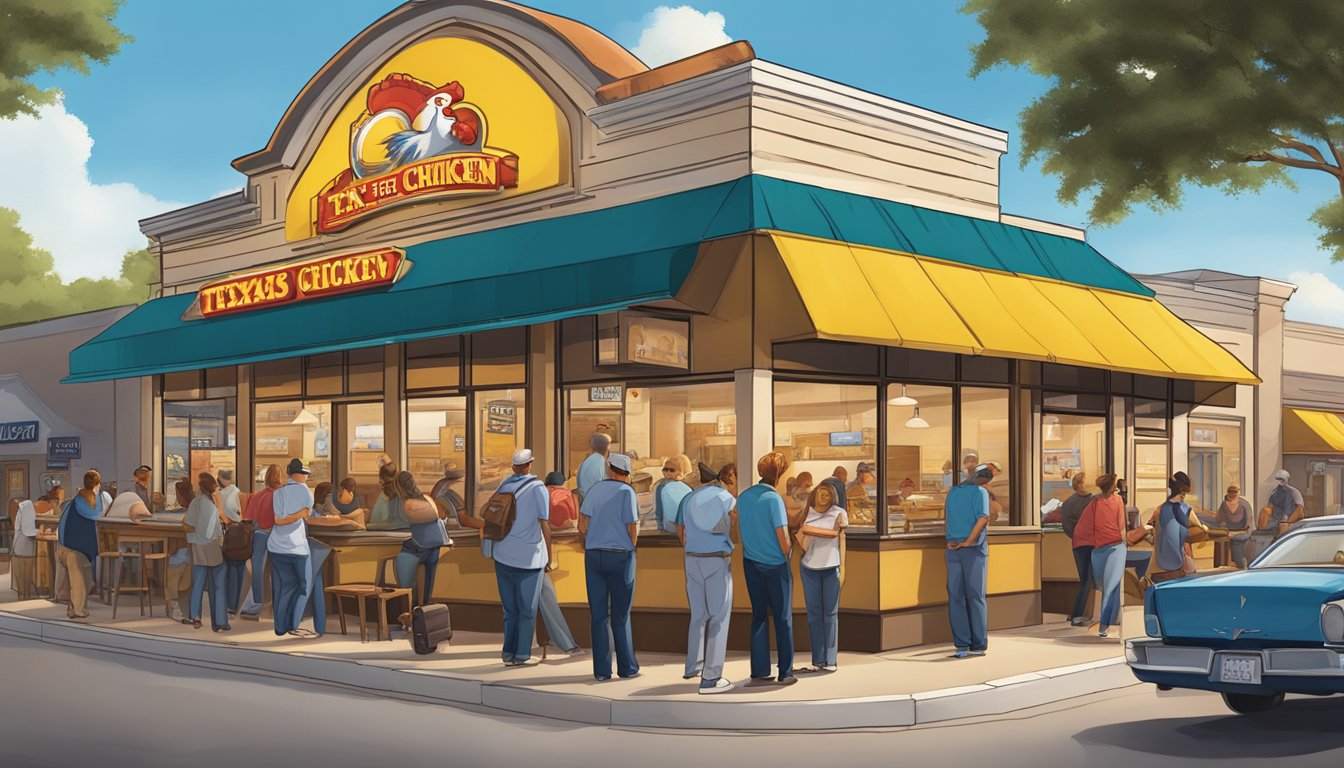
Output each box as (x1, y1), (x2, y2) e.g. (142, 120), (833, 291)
(1133, 440), (1170, 518)
(406, 337), (462, 390)
(472, 328), (526, 386)
(254, 401), (332, 489)
(630, 383), (735, 530)
(163, 399), (236, 509)
(962, 387), (1012, 525)
(341, 402), (384, 506)
(1189, 420), (1242, 516)
(567, 387), (625, 475)
(474, 389), (526, 513)
(1042, 414), (1106, 507)
(885, 384), (952, 534)
(775, 382), (879, 531)
(408, 396), (468, 525)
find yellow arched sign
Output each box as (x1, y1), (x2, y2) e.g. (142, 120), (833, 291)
(286, 37), (571, 241)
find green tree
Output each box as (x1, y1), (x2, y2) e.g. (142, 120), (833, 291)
(0, 207), (153, 326)
(965, 0), (1344, 260)
(0, 0), (130, 118)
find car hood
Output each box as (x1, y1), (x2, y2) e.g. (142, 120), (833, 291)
(1154, 569), (1344, 644)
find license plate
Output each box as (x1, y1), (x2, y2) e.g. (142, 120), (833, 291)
(1218, 655), (1262, 685)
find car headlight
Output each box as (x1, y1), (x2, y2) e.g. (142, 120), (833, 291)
(1323, 603), (1344, 643)
(1144, 613), (1162, 638)
(1124, 639), (1142, 664)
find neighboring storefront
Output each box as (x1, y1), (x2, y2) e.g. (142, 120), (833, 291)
(65, 1), (1256, 650)
(0, 307), (144, 520)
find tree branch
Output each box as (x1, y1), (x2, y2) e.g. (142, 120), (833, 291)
(1273, 133), (1329, 165)
(1245, 150), (1344, 178)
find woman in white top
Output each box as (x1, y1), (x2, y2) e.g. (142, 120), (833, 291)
(795, 482), (848, 673)
(183, 473), (230, 632)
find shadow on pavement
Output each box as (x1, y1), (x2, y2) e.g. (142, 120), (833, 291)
(1075, 696), (1344, 759)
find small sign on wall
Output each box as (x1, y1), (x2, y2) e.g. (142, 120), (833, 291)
(0, 421), (39, 444)
(47, 436), (81, 459)
(589, 385), (623, 403)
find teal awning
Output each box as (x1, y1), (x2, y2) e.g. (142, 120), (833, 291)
(66, 175), (1147, 383)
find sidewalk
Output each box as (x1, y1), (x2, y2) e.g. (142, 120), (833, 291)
(0, 565), (1138, 729)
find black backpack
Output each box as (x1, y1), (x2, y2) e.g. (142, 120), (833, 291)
(411, 603), (453, 655)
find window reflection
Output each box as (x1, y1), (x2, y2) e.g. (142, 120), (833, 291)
(408, 396), (468, 527)
(775, 382), (878, 531)
(885, 384), (952, 534)
(1042, 413), (1106, 507)
(254, 401), (331, 489)
(163, 399), (236, 509)
(962, 387), (1012, 525)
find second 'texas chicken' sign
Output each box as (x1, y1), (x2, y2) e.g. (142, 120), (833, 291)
(191, 248), (409, 319)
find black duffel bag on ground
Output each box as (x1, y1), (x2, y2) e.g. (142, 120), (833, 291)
(411, 603), (453, 655)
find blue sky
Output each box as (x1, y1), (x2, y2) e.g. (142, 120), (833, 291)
(10, 0), (1344, 323)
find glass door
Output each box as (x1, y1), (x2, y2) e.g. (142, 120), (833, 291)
(1189, 448), (1221, 517)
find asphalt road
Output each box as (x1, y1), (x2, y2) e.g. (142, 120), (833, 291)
(3, 633), (1343, 768)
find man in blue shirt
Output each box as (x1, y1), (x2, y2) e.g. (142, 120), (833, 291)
(945, 465), (993, 658)
(490, 448), (552, 666)
(577, 433), (611, 497)
(269, 458), (314, 637)
(736, 452), (796, 685)
(579, 451), (640, 681)
(676, 462), (738, 693)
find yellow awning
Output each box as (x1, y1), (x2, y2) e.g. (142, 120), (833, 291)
(1284, 408), (1344, 454)
(767, 232), (1260, 385)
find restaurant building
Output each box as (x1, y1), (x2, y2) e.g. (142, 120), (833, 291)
(65, 0), (1257, 651)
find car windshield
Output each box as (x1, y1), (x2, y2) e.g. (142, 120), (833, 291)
(1254, 529), (1344, 568)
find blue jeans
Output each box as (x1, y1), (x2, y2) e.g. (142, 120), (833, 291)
(395, 546), (440, 607)
(801, 565), (840, 667)
(293, 539), (331, 636)
(189, 562), (229, 630)
(585, 549), (638, 679)
(495, 560), (544, 663)
(1091, 542), (1127, 629)
(1070, 545), (1094, 621)
(269, 551), (310, 636)
(224, 558), (247, 613)
(536, 572), (578, 652)
(743, 558), (793, 680)
(946, 543), (988, 652)
(242, 529), (270, 616)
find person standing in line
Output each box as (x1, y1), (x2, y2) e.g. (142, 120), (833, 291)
(1059, 472), (1095, 627)
(796, 481), (848, 673)
(1076, 474), (1132, 639)
(268, 459), (314, 637)
(1259, 469), (1305, 536)
(676, 462), (738, 693)
(239, 464), (282, 620)
(485, 449), (552, 666)
(654, 456), (693, 535)
(945, 465), (993, 658)
(56, 471), (103, 620)
(183, 473), (230, 632)
(1215, 484), (1254, 568)
(536, 471), (583, 656)
(215, 469), (247, 615)
(737, 452), (796, 686)
(577, 433), (612, 497)
(579, 452), (641, 681)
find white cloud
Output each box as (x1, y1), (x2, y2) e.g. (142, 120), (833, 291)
(632, 6), (732, 68)
(1287, 271), (1344, 326)
(0, 99), (184, 280)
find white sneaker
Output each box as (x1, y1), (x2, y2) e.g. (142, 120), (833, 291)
(699, 678), (733, 694)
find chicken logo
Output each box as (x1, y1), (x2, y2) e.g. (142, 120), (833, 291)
(315, 73), (519, 234)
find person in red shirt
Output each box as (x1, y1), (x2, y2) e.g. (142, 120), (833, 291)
(1075, 474), (1147, 638)
(545, 471), (579, 530)
(239, 464), (283, 619)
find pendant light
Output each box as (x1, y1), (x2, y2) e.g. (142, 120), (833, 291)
(888, 384), (918, 407)
(904, 407), (930, 429)
(1044, 415), (1062, 442)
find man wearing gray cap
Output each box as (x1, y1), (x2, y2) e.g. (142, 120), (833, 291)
(579, 451), (641, 680)
(489, 448), (552, 666)
(1259, 469), (1305, 536)
(944, 464), (993, 659)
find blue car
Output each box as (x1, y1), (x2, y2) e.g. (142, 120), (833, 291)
(1126, 515), (1344, 714)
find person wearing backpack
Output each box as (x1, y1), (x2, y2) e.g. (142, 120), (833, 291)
(676, 462), (738, 693)
(484, 449), (552, 666)
(579, 451), (641, 680)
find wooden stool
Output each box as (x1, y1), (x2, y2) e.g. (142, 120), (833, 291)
(35, 534), (56, 597)
(122, 536), (169, 617)
(325, 585), (379, 642)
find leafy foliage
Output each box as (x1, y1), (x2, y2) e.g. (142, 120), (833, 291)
(0, 207), (153, 326)
(965, 0), (1344, 260)
(0, 0), (129, 118)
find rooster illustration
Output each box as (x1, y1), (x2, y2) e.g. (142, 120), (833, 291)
(351, 73), (484, 178)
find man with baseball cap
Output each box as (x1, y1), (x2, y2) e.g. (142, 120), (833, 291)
(579, 451), (641, 680)
(1259, 469), (1305, 536)
(944, 464), (993, 658)
(489, 448), (552, 666)
(268, 458), (314, 636)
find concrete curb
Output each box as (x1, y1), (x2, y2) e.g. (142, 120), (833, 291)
(0, 611), (1137, 729)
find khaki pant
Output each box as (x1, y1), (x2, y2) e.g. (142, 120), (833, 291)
(11, 556), (36, 599)
(56, 545), (94, 615)
(164, 561), (193, 619)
